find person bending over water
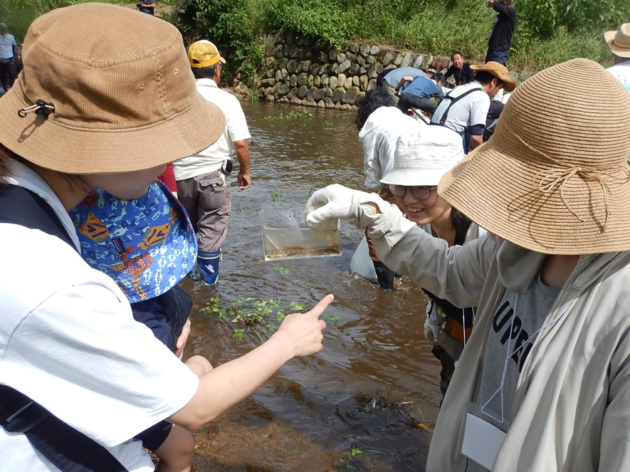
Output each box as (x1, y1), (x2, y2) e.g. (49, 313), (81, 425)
(307, 59), (630, 472)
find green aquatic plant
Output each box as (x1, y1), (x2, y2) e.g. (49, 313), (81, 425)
(272, 264), (316, 289)
(269, 190), (286, 202)
(262, 108), (313, 122)
(200, 295), (337, 340)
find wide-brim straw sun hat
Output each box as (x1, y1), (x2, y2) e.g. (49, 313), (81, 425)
(438, 58), (630, 255)
(0, 3), (225, 174)
(380, 126), (465, 187)
(470, 61), (516, 92)
(604, 23), (630, 58)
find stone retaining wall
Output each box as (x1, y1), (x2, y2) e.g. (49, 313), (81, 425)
(234, 31), (533, 110)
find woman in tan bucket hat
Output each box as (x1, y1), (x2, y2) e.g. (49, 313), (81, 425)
(307, 58), (630, 471)
(0, 4), (329, 471)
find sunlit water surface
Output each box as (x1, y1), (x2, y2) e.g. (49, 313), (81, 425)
(183, 100), (441, 471)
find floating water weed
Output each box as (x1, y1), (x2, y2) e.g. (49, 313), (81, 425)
(200, 295), (338, 341)
(262, 108), (313, 122)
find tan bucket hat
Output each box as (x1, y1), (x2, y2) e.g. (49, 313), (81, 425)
(438, 59), (630, 255)
(470, 61), (515, 92)
(0, 3), (225, 174)
(604, 23), (630, 58)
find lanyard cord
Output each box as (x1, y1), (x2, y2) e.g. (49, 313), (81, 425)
(480, 295), (572, 424)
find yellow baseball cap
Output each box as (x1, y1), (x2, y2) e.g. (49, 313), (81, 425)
(188, 40), (226, 68)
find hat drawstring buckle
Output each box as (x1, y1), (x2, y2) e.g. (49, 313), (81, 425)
(18, 100), (55, 119)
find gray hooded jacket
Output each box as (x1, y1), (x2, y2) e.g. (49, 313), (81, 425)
(369, 213), (630, 472)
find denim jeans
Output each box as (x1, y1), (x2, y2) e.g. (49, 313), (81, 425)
(485, 49), (510, 66)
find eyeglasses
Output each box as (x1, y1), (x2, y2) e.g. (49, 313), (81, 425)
(388, 185), (437, 201)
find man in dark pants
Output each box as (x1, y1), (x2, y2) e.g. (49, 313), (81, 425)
(0, 23), (19, 95)
(136, 0), (155, 15)
(396, 73), (445, 115)
(485, 0), (517, 65)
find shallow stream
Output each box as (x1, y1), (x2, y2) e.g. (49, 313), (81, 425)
(182, 100), (441, 471)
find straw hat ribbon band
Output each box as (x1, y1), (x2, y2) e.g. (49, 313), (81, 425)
(502, 121), (630, 232)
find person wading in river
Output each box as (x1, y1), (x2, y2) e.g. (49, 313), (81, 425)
(380, 127), (484, 400)
(0, 5), (329, 471)
(174, 40), (252, 286)
(306, 58), (630, 472)
(356, 87), (423, 290)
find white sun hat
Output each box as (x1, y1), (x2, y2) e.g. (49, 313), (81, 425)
(380, 125), (465, 187)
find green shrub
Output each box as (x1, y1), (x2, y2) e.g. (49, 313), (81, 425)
(267, 0), (359, 50)
(517, 0), (630, 38)
(175, 0), (267, 83)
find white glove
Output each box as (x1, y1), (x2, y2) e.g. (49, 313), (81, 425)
(306, 184), (389, 230)
(424, 317), (442, 343)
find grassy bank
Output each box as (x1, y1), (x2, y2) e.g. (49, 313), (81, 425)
(175, 0), (627, 76)
(3, 0), (626, 78)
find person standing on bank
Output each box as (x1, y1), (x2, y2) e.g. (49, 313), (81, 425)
(306, 58), (630, 472)
(0, 23), (19, 95)
(604, 23), (630, 92)
(445, 52), (475, 86)
(485, 0), (517, 65)
(174, 40), (252, 286)
(136, 0), (155, 15)
(0, 5), (329, 470)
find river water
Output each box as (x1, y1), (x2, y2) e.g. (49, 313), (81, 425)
(181, 100), (441, 471)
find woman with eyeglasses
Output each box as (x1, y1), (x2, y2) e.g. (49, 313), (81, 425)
(380, 127), (485, 399)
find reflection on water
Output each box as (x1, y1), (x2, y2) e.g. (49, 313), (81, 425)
(184, 100), (440, 471)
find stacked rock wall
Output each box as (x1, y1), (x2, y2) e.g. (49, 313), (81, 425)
(241, 31), (532, 110)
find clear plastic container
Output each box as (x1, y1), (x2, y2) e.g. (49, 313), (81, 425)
(260, 203), (342, 261)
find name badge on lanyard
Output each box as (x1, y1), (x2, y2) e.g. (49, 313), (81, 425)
(461, 412), (506, 470)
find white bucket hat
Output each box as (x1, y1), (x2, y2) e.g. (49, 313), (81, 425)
(380, 126), (465, 187)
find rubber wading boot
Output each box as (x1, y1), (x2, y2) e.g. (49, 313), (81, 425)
(197, 249), (221, 285)
(373, 261), (395, 291)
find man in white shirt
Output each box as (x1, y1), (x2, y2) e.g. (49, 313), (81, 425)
(431, 61), (514, 153)
(604, 23), (630, 93)
(174, 40), (251, 285)
(0, 23), (19, 94)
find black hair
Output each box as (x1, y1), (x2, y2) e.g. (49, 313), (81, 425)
(192, 62), (222, 80)
(503, 0), (512, 5)
(0, 143), (89, 192)
(0, 144), (11, 188)
(451, 51), (464, 61)
(433, 72), (445, 84)
(356, 88), (396, 131)
(452, 208), (473, 244)
(475, 70), (502, 87)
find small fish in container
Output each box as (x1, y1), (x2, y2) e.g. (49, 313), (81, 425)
(260, 202), (342, 261)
